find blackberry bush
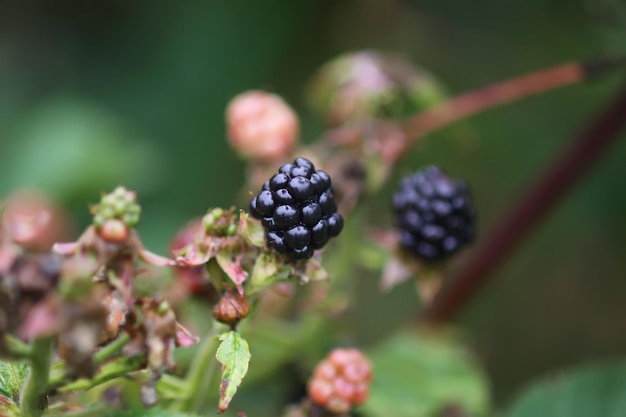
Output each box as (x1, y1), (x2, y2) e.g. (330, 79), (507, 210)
(393, 166), (475, 261)
(249, 157), (343, 261)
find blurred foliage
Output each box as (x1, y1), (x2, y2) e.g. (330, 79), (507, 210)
(0, 361), (27, 403)
(505, 361), (626, 417)
(363, 329), (489, 417)
(0, 99), (161, 202)
(104, 409), (195, 417)
(1, 0), (626, 414)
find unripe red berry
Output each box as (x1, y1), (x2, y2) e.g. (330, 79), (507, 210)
(226, 90), (298, 162)
(308, 348), (373, 413)
(99, 218), (129, 243)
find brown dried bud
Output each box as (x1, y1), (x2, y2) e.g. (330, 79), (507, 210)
(226, 90), (298, 162)
(213, 290), (250, 326)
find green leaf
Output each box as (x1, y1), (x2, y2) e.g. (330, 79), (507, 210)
(362, 330), (489, 417)
(505, 361), (626, 417)
(216, 331), (251, 413)
(0, 361), (28, 402)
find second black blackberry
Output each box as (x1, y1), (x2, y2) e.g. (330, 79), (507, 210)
(250, 157), (343, 260)
(393, 166), (475, 262)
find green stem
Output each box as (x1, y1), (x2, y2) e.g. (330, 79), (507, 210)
(58, 355), (146, 392)
(155, 374), (189, 399)
(20, 336), (54, 417)
(93, 333), (130, 365)
(5, 335), (32, 359)
(48, 333), (130, 390)
(46, 404), (109, 417)
(175, 321), (222, 413)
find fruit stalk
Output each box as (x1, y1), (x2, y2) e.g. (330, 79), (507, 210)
(176, 320), (222, 413)
(403, 58), (625, 143)
(20, 336), (54, 417)
(426, 86), (626, 323)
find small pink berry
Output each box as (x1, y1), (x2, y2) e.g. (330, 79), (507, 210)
(308, 347), (373, 413)
(333, 377), (355, 400)
(326, 395), (351, 414)
(309, 379), (333, 405)
(351, 383), (370, 405)
(313, 360), (337, 380)
(226, 90), (298, 162)
(99, 218), (129, 243)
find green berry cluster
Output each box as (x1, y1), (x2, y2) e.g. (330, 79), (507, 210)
(91, 186), (141, 229)
(202, 208), (238, 237)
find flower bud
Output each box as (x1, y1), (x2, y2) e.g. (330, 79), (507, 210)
(308, 50), (445, 125)
(226, 90), (298, 162)
(213, 290), (250, 326)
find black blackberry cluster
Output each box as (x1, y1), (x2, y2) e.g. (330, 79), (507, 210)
(393, 166), (475, 262)
(249, 157), (343, 261)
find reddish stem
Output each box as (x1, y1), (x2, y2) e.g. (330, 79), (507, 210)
(404, 63), (583, 141)
(426, 86), (626, 323)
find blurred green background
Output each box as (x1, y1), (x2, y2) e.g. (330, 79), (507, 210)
(2, 0), (626, 411)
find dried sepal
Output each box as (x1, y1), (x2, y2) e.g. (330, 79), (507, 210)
(238, 210), (265, 248)
(246, 252), (291, 296)
(203, 208), (238, 237)
(216, 252), (248, 297)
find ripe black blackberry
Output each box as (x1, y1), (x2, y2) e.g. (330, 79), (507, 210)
(249, 157), (343, 261)
(393, 166), (475, 261)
